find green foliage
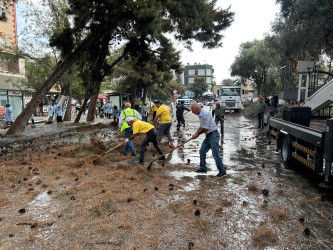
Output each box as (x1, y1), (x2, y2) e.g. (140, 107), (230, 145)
(151, 80), (185, 102)
(273, 0), (333, 63)
(230, 39), (279, 96)
(188, 77), (208, 99)
(221, 78), (236, 86)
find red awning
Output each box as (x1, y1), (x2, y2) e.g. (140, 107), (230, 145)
(98, 94), (107, 99)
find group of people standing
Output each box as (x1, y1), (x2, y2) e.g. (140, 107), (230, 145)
(48, 101), (64, 123)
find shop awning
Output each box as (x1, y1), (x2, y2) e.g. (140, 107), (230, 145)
(98, 94), (107, 99)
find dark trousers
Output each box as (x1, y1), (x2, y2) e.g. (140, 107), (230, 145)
(212, 110), (215, 117)
(152, 111), (156, 121)
(176, 114), (185, 128)
(57, 115), (63, 123)
(140, 128), (163, 162)
(142, 116), (147, 122)
(258, 112), (264, 128)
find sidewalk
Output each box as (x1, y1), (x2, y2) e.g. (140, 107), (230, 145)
(0, 114), (115, 147)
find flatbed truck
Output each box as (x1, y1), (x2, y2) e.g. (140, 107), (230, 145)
(266, 116), (333, 188)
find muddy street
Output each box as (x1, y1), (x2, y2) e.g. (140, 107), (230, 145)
(0, 106), (333, 249)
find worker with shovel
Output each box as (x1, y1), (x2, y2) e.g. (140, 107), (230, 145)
(214, 101), (231, 138)
(176, 100), (190, 131)
(118, 102), (142, 156)
(124, 117), (165, 165)
(190, 103), (227, 178)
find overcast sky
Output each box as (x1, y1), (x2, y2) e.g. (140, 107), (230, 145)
(177, 0), (280, 84)
(17, 0), (280, 84)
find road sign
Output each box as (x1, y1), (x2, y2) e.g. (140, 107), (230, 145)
(173, 90), (177, 94)
(173, 94), (177, 97)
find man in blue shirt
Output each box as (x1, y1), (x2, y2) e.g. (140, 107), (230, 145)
(190, 103), (227, 177)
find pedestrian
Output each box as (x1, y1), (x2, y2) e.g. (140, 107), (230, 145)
(151, 100), (158, 122)
(124, 117), (165, 165)
(190, 103), (227, 178)
(265, 96), (271, 107)
(153, 100), (175, 148)
(141, 103), (148, 122)
(47, 101), (54, 123)
(113, 105), (118, 122)
(97, 101), (101, 114)
(108, 101), (114, 119)
(104, 101), (110, 118)
(170, 101), (175, 119)
(257, 97), (267, 129)
(54, 101), (63, 123)
(214, 101), (230, 137)
(30, 114), (35, 128)
(176, 100), (190, 130)
(210, 99), (217, 117)
(271, 93), (279, 115)
(100, 102), (104, 115)
(118, 102), (142, 156)
(75, 102), (81, 114)
(4, 103), (13, 128)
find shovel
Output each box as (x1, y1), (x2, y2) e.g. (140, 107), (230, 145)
(92, 141), (125, 164)
(147, 138), (192, 170)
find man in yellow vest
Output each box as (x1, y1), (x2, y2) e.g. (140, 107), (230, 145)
(125, 117), (165, 165)
(153, 100), (175, 148)
(118, 102), (142, 156)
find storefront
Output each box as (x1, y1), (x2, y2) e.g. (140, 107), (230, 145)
(0, 89), (24, 119)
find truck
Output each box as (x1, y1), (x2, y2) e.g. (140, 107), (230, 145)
(219, 86), (242, 112)
(266, 114), (333, 188)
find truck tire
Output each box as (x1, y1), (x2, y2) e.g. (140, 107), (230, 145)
(281, 137), (292, 164)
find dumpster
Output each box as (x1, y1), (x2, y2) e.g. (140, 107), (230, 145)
(283, 106), (311, 127)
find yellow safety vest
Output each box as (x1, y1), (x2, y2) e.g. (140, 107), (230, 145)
(121, 108), (138, 132)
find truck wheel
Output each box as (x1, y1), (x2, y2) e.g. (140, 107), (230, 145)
(234, 109), (240, 113)
(281, 137), (292, 164)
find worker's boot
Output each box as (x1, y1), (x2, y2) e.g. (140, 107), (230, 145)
(169, 141), (175, 148)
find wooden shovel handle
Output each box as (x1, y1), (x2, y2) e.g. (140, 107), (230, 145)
(152, 138), (192, 162)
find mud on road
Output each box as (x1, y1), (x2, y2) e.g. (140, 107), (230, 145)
(0, 105), (333, 249)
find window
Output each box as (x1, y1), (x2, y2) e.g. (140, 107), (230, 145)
(206, 77), (212, 84)
(198, 69), (205, 75)
(221, 88), (241, 96)
(206, 69), (212, 75)
(188, 77), (194, 84)
(188, 69), (195, 76)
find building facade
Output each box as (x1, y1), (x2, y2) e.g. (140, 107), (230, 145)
(0, 1), (26, 120)
(184, 63), (214, 90)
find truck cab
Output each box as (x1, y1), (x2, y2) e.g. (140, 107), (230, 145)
(220, 86), (242, 112)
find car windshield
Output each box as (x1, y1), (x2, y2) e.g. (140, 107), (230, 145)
(221, 88), (240, 96)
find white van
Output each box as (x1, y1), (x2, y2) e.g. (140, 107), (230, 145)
(176, 98), (194, 107)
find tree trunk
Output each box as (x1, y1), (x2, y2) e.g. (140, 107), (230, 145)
(62, 83), (72, 121)
(74, 96), (89, 123)
(6, 34), (96, 135)
(142, 85), (148, 103)
(87, 93), (98, 122)
(131, 81), (137, 107)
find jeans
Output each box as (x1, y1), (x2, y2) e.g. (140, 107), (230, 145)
(199, 130), (225, 173)
(123, 127), (136, 155)
(257, 112), (264, 128)
(140, 128), (163, 162)
(214, 116), (224, 135)
(157, 122), (173, 142)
